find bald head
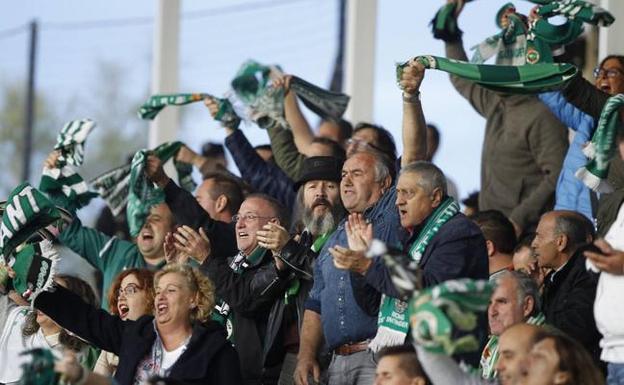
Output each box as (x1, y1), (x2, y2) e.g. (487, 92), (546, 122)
(496, 324), (541, 385)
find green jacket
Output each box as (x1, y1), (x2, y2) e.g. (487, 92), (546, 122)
(266, 122), (307, 182)
(58, 218), (163, 310)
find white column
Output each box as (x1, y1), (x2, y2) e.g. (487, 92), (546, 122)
(344, 0), (377, 124)
(599, 0), (624, 61)
(149, 0), (180, 148)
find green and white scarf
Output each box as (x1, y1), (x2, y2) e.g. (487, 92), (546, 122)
(397, 55), (577, 94)
(0, 183), (62, 262)
(231, 60), (350, 128)
(138, 93), (241, 129)
(17, 348), (58, 385)
(531, 0), (615, 27)
(369, 198), (460, 352)
(575, 94), (624, 193)
(430, 1), (474, 42)
(480, 313), (546, 380)
(127, 141), (196, 237)
(0, 184), (65, 301)
(410, 279), (493, 355)
(39, 119), (98, 212)
(89, 163), (132, 216)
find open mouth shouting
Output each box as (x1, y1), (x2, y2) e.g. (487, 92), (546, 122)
(118, 303), (130, 320)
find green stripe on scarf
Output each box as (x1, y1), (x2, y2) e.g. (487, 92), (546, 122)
(533, 0), (615, 27)
(138, 93), (241, 129)
(231, 60), (350, 128)
(369, 198), (460, 352)
(17, 348), (57, 385)
(0, 183), (62, 262)
(39, 119), (98, 212)
(575, 94), (624, 193)
(127, 141), (196, 237)
(410, 279), (493, 355)
(397, 55), (577, 94)
(480, 313), (545, 379)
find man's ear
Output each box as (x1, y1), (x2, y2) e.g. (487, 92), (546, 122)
(485, 240), (496, 258)
(556, 233), (568, 253)
(430, 187), (443, 208)
(553, 371), (569, 384)
(380, 175), (392, 193)
(214, 195), (228, 214)
(522, 295), (535, 318)
(269, 217), (281, 226)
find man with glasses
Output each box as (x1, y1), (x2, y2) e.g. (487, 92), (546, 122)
(146, 156), (295, 385)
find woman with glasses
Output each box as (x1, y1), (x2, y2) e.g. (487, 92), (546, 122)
(0, 274), (98, 385)
(538, 55), (624, 220)
(93, 268), (155, 377)
(33, 263), (242, 385)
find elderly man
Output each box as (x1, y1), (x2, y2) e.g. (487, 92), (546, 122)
(417, 323), (543, 385)
(294, 57), (432, 385)
(147, 157), (292, 385)
(531, 210), (601, 362)
(481, 271), (544, 380)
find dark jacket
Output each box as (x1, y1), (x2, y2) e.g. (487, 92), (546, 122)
(34, 286), (242, 385)
(363, 213), (489, 299)
(445, 39), (568, 230)
(542, 248), (601, 361)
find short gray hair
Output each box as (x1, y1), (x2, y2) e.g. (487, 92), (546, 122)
(400, 161), (447, 196)
(350, 149), (392, 183)
(496, 270), (541, 317)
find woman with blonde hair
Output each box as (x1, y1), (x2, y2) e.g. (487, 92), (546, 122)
(33, 263), (242, 385)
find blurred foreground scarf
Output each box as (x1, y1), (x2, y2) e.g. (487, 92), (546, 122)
(410, 279), (492, 355)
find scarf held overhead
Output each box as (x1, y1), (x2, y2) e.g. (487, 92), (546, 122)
(397, 55), (577, 94)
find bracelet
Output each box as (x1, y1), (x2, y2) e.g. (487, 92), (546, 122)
(402, 92), (421, 103)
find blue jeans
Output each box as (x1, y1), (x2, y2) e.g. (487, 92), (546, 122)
(608, 363), (624, 385)
(327, 350), (376, 385)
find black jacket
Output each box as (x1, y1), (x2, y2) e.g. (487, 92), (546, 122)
(542, 247), (601, 361)
(34, 285), (242, 385)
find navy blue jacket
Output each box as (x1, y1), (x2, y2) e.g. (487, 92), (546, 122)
(363, 213), (489, 298)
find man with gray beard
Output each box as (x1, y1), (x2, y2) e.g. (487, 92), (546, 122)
(256, 156), (345, 385)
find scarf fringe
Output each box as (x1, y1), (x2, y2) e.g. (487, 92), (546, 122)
(575, 167), (614, 193)
(369, 327), (407, 353)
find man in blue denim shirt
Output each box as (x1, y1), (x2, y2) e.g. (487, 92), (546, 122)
(294, 58), (429, 385)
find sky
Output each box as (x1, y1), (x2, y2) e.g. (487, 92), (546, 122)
(0, 0), (540, 222)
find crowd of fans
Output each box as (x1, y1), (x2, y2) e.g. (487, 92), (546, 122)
(1, 1), (624, 385)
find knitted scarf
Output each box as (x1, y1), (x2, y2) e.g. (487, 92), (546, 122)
(39, 119), (98, 212)
(212, 246), (268, 340)
(369, 198), (459, 352)
(433, 1), (614, 66)
(0, 184), (64, 301)
(231, 60), (350, 128)
(89, 163), (132, 216)
(410, 279), (493, 355)
(127, 141), (195, 237)
(138, 93), (241, 129)
(17, 348), (58, 385)
(575, 94), (624, 193)
(480, 313), (546, 380)
(396, 55), (577, 94)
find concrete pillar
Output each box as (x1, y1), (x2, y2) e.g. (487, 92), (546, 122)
(149, 0), (180, 148)
(344, 0), (377, 124)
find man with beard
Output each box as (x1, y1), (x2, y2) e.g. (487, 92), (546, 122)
(255, 156), (345, 385)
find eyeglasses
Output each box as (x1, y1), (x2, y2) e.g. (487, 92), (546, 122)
(232, 213), (275, 223)
(117, 283), (141, 298)
(593, 67), (623, 79)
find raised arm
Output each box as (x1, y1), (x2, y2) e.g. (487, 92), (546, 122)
(274, 74), (315, 151)
(399, 59), (428, 166)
